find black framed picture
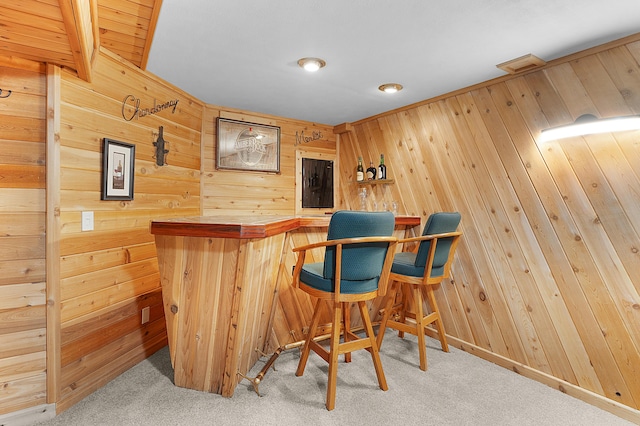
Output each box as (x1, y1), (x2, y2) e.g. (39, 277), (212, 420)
(216, 117), (280, 173)
(101, 138), (135, 200)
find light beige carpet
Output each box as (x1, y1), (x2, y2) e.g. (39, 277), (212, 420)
(36, 332), (635, 425)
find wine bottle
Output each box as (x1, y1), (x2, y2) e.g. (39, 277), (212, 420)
(366, 161), (377, 180)
(378, 154), (387, 180)
(356, 157), (364, 182)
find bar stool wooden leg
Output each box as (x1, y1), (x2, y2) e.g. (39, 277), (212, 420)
(343, 303), (352, 363)
(426, 285), (449, 352)
(358, 301), (387, 391)
(326, 301), (342, 411)
(296, 298), (323, 377)
(413, 285), (427, 371)
(376, 280), (399, 349)
(398, 283), (408, 339)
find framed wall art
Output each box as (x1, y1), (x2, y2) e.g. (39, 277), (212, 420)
(101, 138), (136, 200)
(216, 117), (280, 173)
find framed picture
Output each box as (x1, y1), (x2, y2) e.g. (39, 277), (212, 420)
(216, 117), (280, 173)
(101, 138), (135, 200)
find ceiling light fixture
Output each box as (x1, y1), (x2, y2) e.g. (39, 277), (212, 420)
(297, 57), (326, 72)
(539, 114), (640, 143)
(378, 83), (403, 94)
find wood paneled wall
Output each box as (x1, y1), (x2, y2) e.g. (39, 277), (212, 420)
(201, 107), (336, 215)
(1, 43), (340, 419)
(337, 36), (640, 420)
(52, 47), (202, 412)
(0, 58), (47, 416)
(3, 23), (639, 423)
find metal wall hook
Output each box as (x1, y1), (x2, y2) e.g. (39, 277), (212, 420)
(0, 89), (12, 98)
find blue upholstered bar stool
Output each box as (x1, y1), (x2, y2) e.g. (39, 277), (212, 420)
(377, 212), (462, 371)
(292, 210), (397, 411)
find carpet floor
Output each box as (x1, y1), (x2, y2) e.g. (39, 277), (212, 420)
(36, 332), (635, 425)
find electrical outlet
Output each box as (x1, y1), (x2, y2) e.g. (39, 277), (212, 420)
(141, 306), (150, 324)
(81, 211), (94, 231)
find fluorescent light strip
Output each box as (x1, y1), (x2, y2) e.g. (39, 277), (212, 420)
(540, 115), (640, 143)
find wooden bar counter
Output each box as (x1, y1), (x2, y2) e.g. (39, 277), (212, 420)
(151, 214), (420, 397)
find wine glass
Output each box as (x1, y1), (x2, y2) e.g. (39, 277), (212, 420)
(359, 187), (367, 211)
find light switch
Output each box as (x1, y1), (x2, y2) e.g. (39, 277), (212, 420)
(81, 211), (94, 231)
(141, 306), (150, 324)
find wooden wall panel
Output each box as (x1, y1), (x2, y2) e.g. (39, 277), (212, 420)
(53, 48), (202, 412)
(339, 37), (640, 419)
(201, 106), (336, 216)
(0, 61), (47, 415)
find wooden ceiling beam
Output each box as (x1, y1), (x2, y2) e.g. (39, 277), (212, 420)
(140, 0), (163, 70)
(58, 0), (99, 82)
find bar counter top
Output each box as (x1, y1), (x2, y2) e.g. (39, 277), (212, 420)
(150, 214), (421, 239)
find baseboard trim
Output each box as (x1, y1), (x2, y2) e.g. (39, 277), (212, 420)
(0, 404), (56, 426)
(426, 329), (640, 424)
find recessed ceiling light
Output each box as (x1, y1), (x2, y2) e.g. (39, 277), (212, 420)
(378, 83), (403, 93)
(297, 57), (326, 72)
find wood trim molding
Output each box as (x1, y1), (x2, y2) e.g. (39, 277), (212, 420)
(46, 64), (62, 405)
(333, 122), (354, 134)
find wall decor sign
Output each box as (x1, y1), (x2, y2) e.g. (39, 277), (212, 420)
(294, 129), (325, 146)
(102, 138), (135, 200)
(216, 118), (280, 173)
(121, 95), (179, 121)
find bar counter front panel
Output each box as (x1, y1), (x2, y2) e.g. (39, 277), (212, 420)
(151, 215), (420, 397)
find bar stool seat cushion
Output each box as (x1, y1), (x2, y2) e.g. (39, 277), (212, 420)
(301, 262), (380, 294)
(390, 252), (445, 278)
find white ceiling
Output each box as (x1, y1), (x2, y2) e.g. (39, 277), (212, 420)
(146, 0), (640, 126)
